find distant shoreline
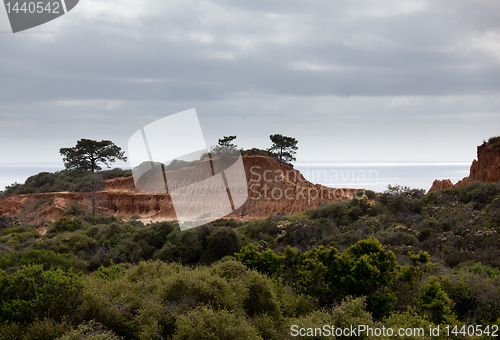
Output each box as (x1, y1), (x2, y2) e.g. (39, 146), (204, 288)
(0, 161), (470, 193)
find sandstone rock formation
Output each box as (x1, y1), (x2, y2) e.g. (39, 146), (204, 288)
(428, 179), (454, 193)
(0, 155), (364, 222)
(428, 138), (500, 193)
(454, 141), (500, 187)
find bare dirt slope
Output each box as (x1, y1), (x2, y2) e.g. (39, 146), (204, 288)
(0, 156), (363, 222)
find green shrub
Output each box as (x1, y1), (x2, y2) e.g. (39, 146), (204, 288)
(280, 220), (336, 251)
(58, 321), (122, 340)
(154, 229), (203, 264)
(418, 228), (433, 242)
(210, 257), (250, 280)
(0, 264), (83, 323)
(450, 261), (499, 278)
(0, 321), (25, 340)
(286, 309), (339, 340)
(310, 202), (350, 225)
(441, 264), (500, 323)
(338, 237), (398, 297)
(160, 266), (242, 312)
(379, 185), (425, 217)
(330, 297), (376, 336)
(463, 182), (499, 209)
(172, 306), (262, 340)
(384, 311), (443, 340)
(0, 319), (70, 340)
(239, 219), (279, 239)
(236, 243), (283, 276)
(487, 136), (500, 148)
(49, 217), (84, 234)
(236, 237), (398, 311)
(67, 232), (101, 254)
(83, 215), (118, 226)
(22, 173), (57, 193)
(486, 196), (500, 224)
(366, 289), (397, 320)
(17, 249), (84, 272)
(109, 237), (154, 264)
(414, 277), (455, 324)
(243, 271), (280, 317)
(95, 262), (129, 281)
(3, 168), (131, 196)
(0, 226), (39, 246)
(428, 182), (500, 210)
(33, 231), (97, 256)
(65, 201), (86, 216)
(77, 260), (308, 339)
(286, 297), (377, 340)
(249, 314), (282, 340)
(275, 285), (317, 318)
(76, 276), (138, 336)
(211, 218), (239, 228)
(23, 318), (71, 340)
(137, 221), (177, 250)
(202, 227), (241, 263)
(87, 222), (128, 245)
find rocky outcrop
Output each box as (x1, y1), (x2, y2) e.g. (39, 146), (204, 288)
(454, 141), (500, 188)
(0, 156), (364, 222)
(429, 179), (454, 193)
(429, 138), (500, 193)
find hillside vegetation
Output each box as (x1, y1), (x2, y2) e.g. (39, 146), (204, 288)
(2, 168), (132, 197)
(0, 181), (499, 339)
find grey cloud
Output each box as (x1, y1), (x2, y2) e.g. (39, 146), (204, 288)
(1, 0), (499, 104)
(0, 0), (499, 170)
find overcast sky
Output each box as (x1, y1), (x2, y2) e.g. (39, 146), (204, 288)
(1, 0), (499, 171)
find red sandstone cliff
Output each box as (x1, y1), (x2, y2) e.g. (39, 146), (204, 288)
(0, 156), (363, 222)
(428, 138), (500, 193)
(428, 179), (454, 193)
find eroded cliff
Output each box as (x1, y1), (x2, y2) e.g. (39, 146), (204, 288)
(0, 155), (363, 222)
(429, 138), (500, 193)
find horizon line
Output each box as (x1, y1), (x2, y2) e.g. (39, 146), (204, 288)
(295, 162), (471, 167)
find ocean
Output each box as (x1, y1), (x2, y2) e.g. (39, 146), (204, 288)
(294, 162), (471, 193)
(0, 162), (471, 194)
(0, 163), (65, 192)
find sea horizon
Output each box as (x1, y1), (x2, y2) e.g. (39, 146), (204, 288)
(0, 160), (471, 193)
(295, 161), (471, 193)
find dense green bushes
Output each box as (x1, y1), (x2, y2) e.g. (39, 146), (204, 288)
(0, 249), (83, 273)
(72, 259), (317, 339)
(440, 262), (500, 323)
(48, 217), (85, 233)
(173, 306), (263, 340)
(414, 277), (455, 324)
(0, 225), (39, 248)
(0, 318), (71, 340)
(0, 264), (83, 323)
(425, 181), (500, 210)
(3, 168), (132, 196)
(1, 180), (500, 337)
(236, 238), (398, 315)
(0, 258), (455, 339)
